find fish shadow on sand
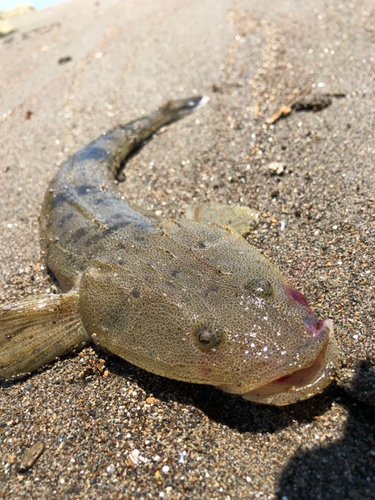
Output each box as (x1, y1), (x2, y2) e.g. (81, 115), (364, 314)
(87, 344), (343, 435)
(2, 345), (373, 469)
(276, 360), (375, 500)
(1, 341), (340, 438)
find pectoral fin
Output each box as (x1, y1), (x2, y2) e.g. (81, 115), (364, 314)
(0, 292), (89, 379)
(185, 201), (259, 235)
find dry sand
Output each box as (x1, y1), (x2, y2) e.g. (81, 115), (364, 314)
(0, 0), (374, 498)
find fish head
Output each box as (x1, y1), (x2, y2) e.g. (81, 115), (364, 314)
(155, 219), (339, 405)
(203, 281), (338, 406)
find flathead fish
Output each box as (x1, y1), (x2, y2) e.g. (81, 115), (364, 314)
(0, 96), (338, 405)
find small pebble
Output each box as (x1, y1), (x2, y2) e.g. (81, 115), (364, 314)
(16, 442), (45, 472)
(268, 161), (285, 175)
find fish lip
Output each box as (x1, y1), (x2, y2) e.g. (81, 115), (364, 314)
(266, 318), (333, 385)
(218, 319), (334, 398)
(241, 319), (337, 405)
(272, 320), (331, 384)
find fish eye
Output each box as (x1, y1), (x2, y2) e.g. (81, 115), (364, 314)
(193, 320), (225, 352)
(245, 278), (274, 297)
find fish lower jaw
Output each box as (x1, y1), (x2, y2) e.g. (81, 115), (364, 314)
(218, 320), (338, 406)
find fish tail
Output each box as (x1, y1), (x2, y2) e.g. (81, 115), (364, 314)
(63, 96), (210, 182)
(143, 95), (210, 129)
(106, 95), (210, 177)
(0, 292), (89, 379)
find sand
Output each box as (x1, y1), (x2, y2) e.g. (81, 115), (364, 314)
(0, 0), (374, 498)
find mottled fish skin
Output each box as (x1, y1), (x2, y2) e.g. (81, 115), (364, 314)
(3, 97), (338, 405)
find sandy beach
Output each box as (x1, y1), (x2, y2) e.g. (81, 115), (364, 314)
(0, 0), (374, 498)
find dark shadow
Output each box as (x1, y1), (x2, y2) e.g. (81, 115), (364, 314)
(86, 343), (344, 435)
(276, 360), (375, 500)
(2, 342), (373, 452)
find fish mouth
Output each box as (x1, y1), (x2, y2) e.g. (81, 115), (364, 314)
(219, 319), (338, 406)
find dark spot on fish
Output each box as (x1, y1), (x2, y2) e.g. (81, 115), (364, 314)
(102, 220), (131, 234)
(170, 270), (179, 278)
(203, 286), (219, 298)
(197, 241), (206, 249)
(131, 290), (140, 298)
(53, 193), (67, 206)
(94, 198), (105, 205)
(57, 212), (74, 226)
(78, 146), (108, 163)
(76, 185), (95, 196)
(112, 212), (127, 220)
(71, 227), (89, 241)
(85, 233), (103, 245)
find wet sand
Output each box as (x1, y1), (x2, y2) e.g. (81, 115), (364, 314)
(0, 0), (374, 498)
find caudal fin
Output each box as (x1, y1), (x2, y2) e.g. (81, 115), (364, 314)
(0, 292), (89, 379)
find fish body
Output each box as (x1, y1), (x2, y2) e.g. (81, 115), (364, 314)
(0, 97), (338, 405)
